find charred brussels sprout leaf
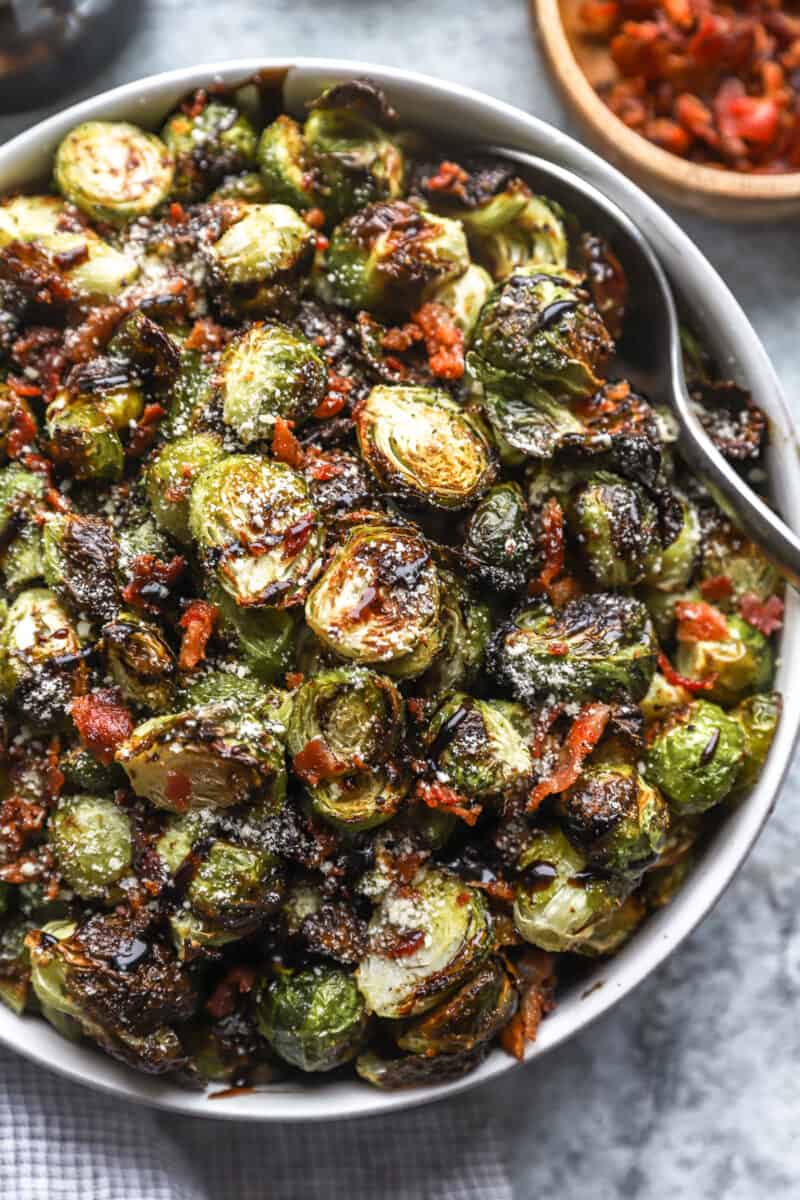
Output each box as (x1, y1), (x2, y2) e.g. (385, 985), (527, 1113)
(103, 611), (176, 711)
(674, 613), (773, 705)
(146, 432), (225, 544)
(54, 121), (174, 223)
(469, 265), (613, 401)
(645, 700), (744, 814)
(513, 825), (628, 953)
(643, 494), (700, 592)
(189, 455), (323, 608)
(161, 99), (257, 200)
(557, 761), (670, 872)
(316, 201), (469, 315)
(732, 692), (781, 791)
(257, 966), (367, 1071)
(116, 701), (285, 812)
(206, 203), (315, 315)
(287, 666), (407, 831)
(357, 870), (492, 1018)
(305, 522), (442, 679)
(480, 384), (583, 460)
(417, 569), (491, 698)
(463, 481), (535, 593)
(568, 472), (660, 589)
(422, 694), (535, 800)
(42, 512), (120, 623)
(50, 795), (132, 902)
(491, 594), (657, 705)
(356, 386), (495, 510)
(257, 115), (317, 210)
(397, 958), (517, 1057)
(219, 324), (327, 443)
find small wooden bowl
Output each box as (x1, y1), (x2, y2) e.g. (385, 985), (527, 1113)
(532, 0), (800, 221)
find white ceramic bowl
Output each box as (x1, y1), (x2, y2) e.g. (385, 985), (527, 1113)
(0, 58), (797, 1123)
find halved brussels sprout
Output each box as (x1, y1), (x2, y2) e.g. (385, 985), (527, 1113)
(356, 870), (492, 1018)
(54, 121), (175, 222)
(513, 825), (627, 953)
(639, 671), (691, 724)
(170, 840), (283, 956)
(0, 522), (43, 595)
(396, 957), (517, 1057)
(305, 80), (405, 223)
(305, 522), (442, 679)
(355, 1046), (483, 1089)
(356, 386), (494, 510)
(208, 172), (270, 203)
(462, 481), (535, 593)
(428, 263), (493, 337)
(0, 195), (139, 300)
(557, 761), (670, 872)
(219, 324), (327, 443)
(699, 514), (780, 610)
(162, 347), (216, 439)
(28, 913), (196, 1074)
(161, 99), (257, 200)
(0, 463), (45, 539)
(257, 965), (367, 1072)
(469, 265), (612, 400)
(107, 310), (180, 389)
(491, 594), (657, 705)
(579, 893), (647, 957)
(674, 613), (773, 705)
(146, 432), (225, 544)
(60, 746), (123, 795)
(45, 394), (123, 482)
(287, 666), (407, 831)
(732, 692), (781, 791)
(422, 694), (535, 800)
(0, 588), (82, 723)
(116, 701), (285, 812)
(42, 512), (120, 624)
(417, 568), (492, 698)
(568, 472), (660, 589)
(316, 201), (469, 315)
(189, 455), (323, 608)
(257, 115), (317, 210)
(645, 699), (744, 814)
(103, 611), (176, 711)
(65, 357), (145, 432)
(460, 186), (567, 280)
(480, 383), (584, 460)
(212, 586), (297, 682)
(50, 794), (133, 902)
(644, 495), (700, 593)
(206, 203), (315, 313)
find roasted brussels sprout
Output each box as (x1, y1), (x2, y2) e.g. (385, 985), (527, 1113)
(462, 481), (535, 593)
(219, 324), (327, 443)
(700, 514), (781, 609)
(0, 588), (83, 724)
(357, 870), (491, 1018)
(417, 569), (491, 698)
(161, 98), (257, 199)
(146, 432), (225, 544)
(28, 914), (196, 1073)
(355, 1045), (484, 1089)
(0, 194), (139, 300)
(206, 203), (315, 314)
(287, 667), (407, 831)
(356, 385), (495, 510)
(469, 265), (613, 401)
(171, 840), (283, 956)
(0, 917), (32, 1015)
(674, 613), (773, 705)
(643, 495), (700, 593)
(54, 121), (174, 222)
(60, 746), (122, 795)
(189, 455), (323, 608)
(42, 513), (120, 624)
(732, 692), (781, 791)
(579, 893), (646, 957)
(257, 965), (367, 1072)
(645, 700), (744, 814)
(568, 472), (660, 589)
(513, 826), (627, 953)
(0, 462), (45, 538)
(306, 522), (442, 679)
(429, 263), (493, 337)
(316, 201), (469, 314)
(557, 761), (670, 872)
(50, 795), (132, 902)
(461, 186), (567, 280)
(103, 611), (176, 711)
(116, 701), (285, 812)
(208, 172), (270, 204)
(491, 594), (657, 705)
(397, 957), (517, 1057)
(480, 384), (583, 460)
(212, 586), (296, 683)
(257, 115), (317, 210)
(45, 394), (123, 482)
(422, 694), (535, 800)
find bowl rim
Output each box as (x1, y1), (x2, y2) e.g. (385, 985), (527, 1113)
(0, 56), (798, 1123)
(532, 0), (800, 205)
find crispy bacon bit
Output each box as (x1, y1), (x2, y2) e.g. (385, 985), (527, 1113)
(424, 160), (470, 197)
(416, 779), (482, 826)
(303, 207), (326, 229)
(182, 88), (208, 119)
(205, 965), (257, 1019)
(384, 928), (427, 959)
(178, 600), (219, 671)
(293, 736), (348, 786)
(675, 599), (730, 642)
(168, 202), (189, 226)
(285, 671), (305, 689)
(528, 702), (611, 811)
(165, 771), (192, 811)
(126, 402), (166, 459)
(6, 395), (38, 460)
(381, 322), (424, 353)
(500, 950), (556, 1061)
(658, 651), (717, 693)
(740, 592), (784, 636)
(64, 303), (126, 364)
(306, 454), (345, 481)
(272, 416), (305, 467)
(529, 498), (566, 601)
(184, 317), (225, 352)
(314, 372), (353, 420)
(46, 737), (64, 798)
(0, 794), (47, 858)
(411, 302), (465, 381)
(122, 553), (186, 613)
(71, 689), (134, 765)
(699, 574), (733, 602)
(579, 0), (620, 34)
(283, 512), (316, 561)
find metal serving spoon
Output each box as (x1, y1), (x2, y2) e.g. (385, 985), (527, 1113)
(487, 145), (800, 590)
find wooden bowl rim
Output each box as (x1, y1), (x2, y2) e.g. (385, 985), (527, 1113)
(534, 0), (800, 202)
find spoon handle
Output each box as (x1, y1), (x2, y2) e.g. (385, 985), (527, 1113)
(676, 398), (800, 591)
